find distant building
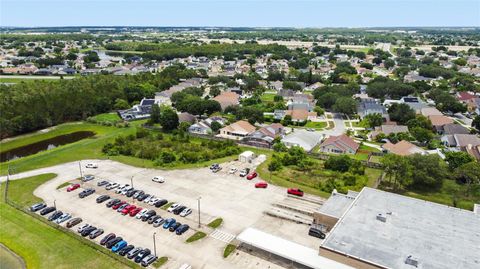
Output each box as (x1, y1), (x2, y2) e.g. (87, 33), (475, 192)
(357, 99), (389, 120)
(118, 98), (155, 121)
(370, 124), (409, 140)
(242, 123), (285, 148)
(281, 129), (323, 152)
(213, 91), (240, 111)
(218, 120), (256, 140)
(382, 140), (425, 156)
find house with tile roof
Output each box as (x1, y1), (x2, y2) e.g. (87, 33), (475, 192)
(428, 115), (454, 133)
(370, 124), (409, 140)
(213, 91), (240, 111)
(382, 140), (426, 156)
(319, 134), (359, 154)
(218, 120), (256, 140)
(242, 123), (285, 148)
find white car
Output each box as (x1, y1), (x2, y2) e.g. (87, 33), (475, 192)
(148, 198), (159, 205)
(85, 163), (98, 168)
(106, 182), (119, 190)
(152, 176), (165, 183)
(116, 184), (129, 194)
(167, 203), (180, 212)
(180, 208), (192, 217)
(144, 195), (153, 203)
(121, 187), (133, 195)
(136, 209), (149, 219)
(228, 168), (237, 174)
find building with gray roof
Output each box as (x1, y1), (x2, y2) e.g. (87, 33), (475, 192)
(281, 129), (323, 152)
(318, 187), (480, 269)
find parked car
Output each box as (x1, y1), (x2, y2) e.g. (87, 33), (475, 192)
(55, 213), (71, 224)
(287, 188), (304, 197)
(211, 166), (222, 173)
(126, 189), (137, 197)
(39, 206), (56, 215)
(136, 209), (149, 219)
(85, 163), (98, 168)
(175, 224), (190, 235)
(239, 168), (250, 177)
(148, 198), (159, 206)
(79, 188), (95, 198)
(163, 218), (176, 229)
(255, 182), (268, 188)
(67, 183), (80, 192)
(173, 205), (187, 215)
(148, 215), (161, 224)
(116, 184), (130, 194)
(89, 228), (104, 239)
(121, 205), (136, 215)
(106, 198), (121, 208)
(97, 180), (109, 187)
(77, 224), (90, 233)
(179, 208), (192, 217)
(308, 227), (326, 239)
(30, 202), (46, 212)
(116, 203), (129, 213)
(112, 201), (126, 210)
(169, 222), (181, 232)
(129, 207), (143, 217)
(246, 172), (257, 180)
(137, 194), (149, 202)
(141, 254), (158, 267)
(152, 217), (165, 227)
(154, 199), (168, 208)
(141, 210), (156, 222)
(152, 176), (165, 183)
(96, 195), (110, 203)
(81, 226), (97, 237)
(167, 203), (180, 213)
(106, 182), (119, 190)
(143, 195), (153, 203)
(210, 163), (219, 170)
(121, 187), (133, 195)
(134, 248), (151, 263)
(106, 236), (123, 249)
(118, 245), (135, 256)
(100, 233), (116, 245)
(133, 190), (144, 199)
(66, 217), (82, 228)
(112, 240), (128, 252)
(48, 211), (63, 221)
(82, 174), (95, 182)
(228, 168), (237, 174)
(127, 247), (143, 259)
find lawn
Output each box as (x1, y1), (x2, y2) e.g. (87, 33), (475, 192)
(260, 93), (277, 102)
(304, 121), (327, 130)
(223, 244), (236, 258)
(185, 231), (207, 243)
(89, 113), (122, 124)
(207, 218), (223, 229)
(0, 174), (138, 269)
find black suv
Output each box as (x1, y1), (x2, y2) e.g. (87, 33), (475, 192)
(106, 236), (123, 249)
(308, 227), (326, 239)
(173, 206), (186, 215)
(154, 199), (168, 208)
(106, 198), (121, 208)
(141, 210), (156, 222)
(96, 195), (110, 203)
(40, 206), (56, 216)
(134, 248), (151, 263)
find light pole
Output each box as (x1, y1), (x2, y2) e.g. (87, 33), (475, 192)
(53, 199), (56, 209)
(197, 196), (201, 228)
(130, 176), (134, 204)
(152, 232), (157, 256)
(78, 161), (83, 181)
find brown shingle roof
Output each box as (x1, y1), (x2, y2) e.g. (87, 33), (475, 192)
(320, 134), (359, 152)
(428, 115), (453, 127)
(382, 140), (424, 156)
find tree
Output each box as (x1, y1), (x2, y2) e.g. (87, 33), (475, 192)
(384, 59), (395, 69)
(410, 127), (434, 143)
(472, 116), (480, 131)
(381, 154), (411, 190)
(454, 162), (480, 195)
(445, 151), (474, 170)
(113, 98), (129, 110)
(209, 87), (221, 97)
(333, 97), (357, 116)
(408, 154), (448, 190)
(365, 113), (383, 128)
(388, 103), (416, 124)
(268, 155), (283, 172)
(158, 151), (176, 164)
(159, 106), (179, 131)
(324, 155), (352, 172)
(210, 121), (222, 133)
(149, 104), (161, 124)
(281, 146), (307, 166)
(273, 142), (288, 152)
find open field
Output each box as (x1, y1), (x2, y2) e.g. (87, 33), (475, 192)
(0, 174), (135, 269)
(0, 75), (76, 83)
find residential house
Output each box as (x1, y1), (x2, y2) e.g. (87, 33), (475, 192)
(456, 91), (475, 103)
(428, 115), (454, 133)
(188, 116), (226, 135)
(420, 107), (443, 117)
(218, 120), (256, 140)
(443, 123), (470, 135)
(178, 112), (197, 124)
(281, 129), (323, 152)
(285, 109), (317, 122)
(382, 140), (425, 156)
(213, 91), (240, 111)
(118, 98), (155, 121)
(242, 123), (285, 148)
(403, 71), (433, 83)
(441, 134), (480, 148)
(370, 124), (409, 140)
(319, 134), (359, 154)
(357, 99), (389, 120)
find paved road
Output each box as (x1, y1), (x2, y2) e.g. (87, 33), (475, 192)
(318, 113), (346, 137)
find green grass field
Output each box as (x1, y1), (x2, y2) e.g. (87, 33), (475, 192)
(260, 93), (277, 102)
(304, 121), (327, 129)
(0, 174), (137, 269)
(90, 113), (121, 123)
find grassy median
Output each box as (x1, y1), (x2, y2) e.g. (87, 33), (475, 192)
(0, 174), (138, 269)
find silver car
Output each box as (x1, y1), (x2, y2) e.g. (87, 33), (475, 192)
(55, 213), (72, 224)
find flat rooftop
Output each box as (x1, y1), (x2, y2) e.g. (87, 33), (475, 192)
(321, 187), (480, 269)
(316, 190), (357, 218)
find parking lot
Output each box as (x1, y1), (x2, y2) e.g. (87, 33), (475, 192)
(21, 159), (325, 268)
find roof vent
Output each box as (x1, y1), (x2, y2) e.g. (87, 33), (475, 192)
(376, 213), (387, 223)
(405, 255), (419, 267)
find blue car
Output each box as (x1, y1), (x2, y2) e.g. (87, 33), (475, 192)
(112, 240), (128, 252)
(163, 218), (176, 229)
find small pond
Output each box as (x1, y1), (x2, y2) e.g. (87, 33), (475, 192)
(0, 131), (95, 162)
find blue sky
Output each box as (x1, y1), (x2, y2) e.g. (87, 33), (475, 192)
(1, 0), (479, 27)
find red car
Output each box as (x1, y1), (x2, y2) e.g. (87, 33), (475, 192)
(121, 205), (136, 215)
(246, 172), (257, 180)
(255, 182), (268, 188)
(129, 207), (142, 217)
(287, 188), (304, 197)
(112, 201), (126, 210)
(67, 183), (80, 192)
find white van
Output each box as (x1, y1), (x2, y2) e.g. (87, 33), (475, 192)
(178, 264), (192, 269)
